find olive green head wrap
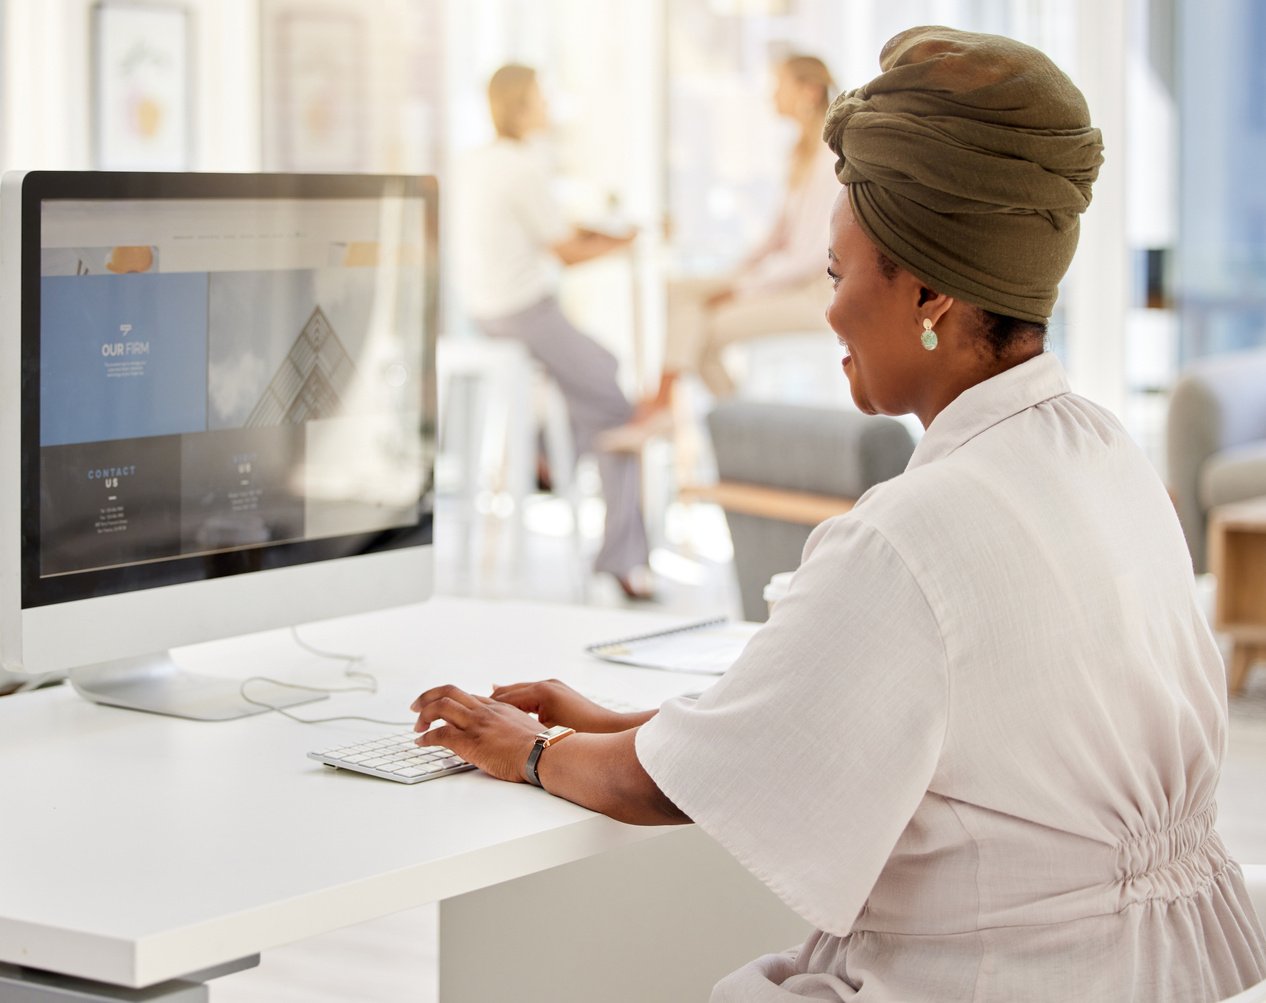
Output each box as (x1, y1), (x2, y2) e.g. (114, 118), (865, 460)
(823, 26), (1104, 323)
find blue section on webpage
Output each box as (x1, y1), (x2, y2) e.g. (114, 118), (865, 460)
(40, 273), (210, 446)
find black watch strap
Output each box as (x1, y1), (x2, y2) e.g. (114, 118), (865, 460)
(524, 738), (548, 787)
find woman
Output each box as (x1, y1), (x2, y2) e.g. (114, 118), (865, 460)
(420, 28), (1266, 1001)
(602, 54), (840, 449)
(455, 64), (652, 598)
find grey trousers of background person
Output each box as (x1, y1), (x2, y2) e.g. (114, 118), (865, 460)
(476, 296), (650, 579)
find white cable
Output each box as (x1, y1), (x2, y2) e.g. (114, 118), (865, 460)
(236, 627), (414, 727)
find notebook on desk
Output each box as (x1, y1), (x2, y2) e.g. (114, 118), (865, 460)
(586, 618), (760, 675)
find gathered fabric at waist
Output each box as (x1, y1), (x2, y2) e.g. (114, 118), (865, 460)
(1116, 803), (1230, 907)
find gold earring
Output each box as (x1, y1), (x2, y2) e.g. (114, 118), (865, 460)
(921, 319), (938, 351)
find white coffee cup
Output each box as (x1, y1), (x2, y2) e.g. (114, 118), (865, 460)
(763, 571), (795, 616)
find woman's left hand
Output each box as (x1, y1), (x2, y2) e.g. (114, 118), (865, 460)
(410, 684), (540, 783)
(491, 678), (636, 733)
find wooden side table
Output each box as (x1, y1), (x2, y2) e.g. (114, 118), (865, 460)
(1209, 496), (1266, 693)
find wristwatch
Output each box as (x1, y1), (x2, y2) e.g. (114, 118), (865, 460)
(523, 725), (576, 787)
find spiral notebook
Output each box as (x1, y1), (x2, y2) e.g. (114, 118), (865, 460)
(586, 617), (761, 674)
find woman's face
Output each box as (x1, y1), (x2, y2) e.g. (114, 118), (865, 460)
(772, 65), (813, 119)
(825, 190), (927, 417)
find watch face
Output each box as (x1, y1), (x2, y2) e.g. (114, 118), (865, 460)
(538, 725), (575, 747)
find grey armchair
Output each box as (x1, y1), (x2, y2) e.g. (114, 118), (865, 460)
(701, 401), (916, 621)
(1166, 347), (1266, 572)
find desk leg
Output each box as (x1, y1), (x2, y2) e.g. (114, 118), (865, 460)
(438, 826), (811, 1002)
(0, 956), (258, 1002)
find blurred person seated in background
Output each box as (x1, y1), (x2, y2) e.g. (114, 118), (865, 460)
(601, 54), (839, 450)
(454, 64), (653, 600)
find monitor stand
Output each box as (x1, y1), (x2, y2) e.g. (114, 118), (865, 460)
(70, 653), (327, 722)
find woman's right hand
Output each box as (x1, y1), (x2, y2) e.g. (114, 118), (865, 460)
(490, 679), (650, 733)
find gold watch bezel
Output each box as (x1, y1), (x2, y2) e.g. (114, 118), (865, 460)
(537, 725), (576, 748)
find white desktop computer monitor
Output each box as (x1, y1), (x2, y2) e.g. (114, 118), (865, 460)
(0, 171), (438, 718)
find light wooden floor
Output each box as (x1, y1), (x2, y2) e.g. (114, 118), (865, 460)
(211, 495), (1266, 1002)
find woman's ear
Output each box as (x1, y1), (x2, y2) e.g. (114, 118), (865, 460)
(917, 286), (955, 328)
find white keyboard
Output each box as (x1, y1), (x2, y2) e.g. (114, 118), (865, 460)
(308, 734), (476, 784)
(307, 694), (654, 785)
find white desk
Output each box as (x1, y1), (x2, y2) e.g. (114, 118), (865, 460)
(0, 597), (809, 1001)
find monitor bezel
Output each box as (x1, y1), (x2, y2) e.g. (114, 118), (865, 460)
(0, 170), (439, 679)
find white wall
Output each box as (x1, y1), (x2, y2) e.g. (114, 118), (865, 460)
(190, 0), (262, 171)
(1065, 0), (1129, 417)
(3, 0), (261, 172)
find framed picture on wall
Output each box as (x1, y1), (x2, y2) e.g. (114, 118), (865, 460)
(91, 1), (192, 170)
(260, 1), (369, 172)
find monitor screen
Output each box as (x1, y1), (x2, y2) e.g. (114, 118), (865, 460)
(0, 172), (438, 714)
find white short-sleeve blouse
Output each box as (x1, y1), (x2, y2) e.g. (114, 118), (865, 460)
(454, 138), (570, 321)
(636, 352), (1266, 1002)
